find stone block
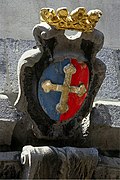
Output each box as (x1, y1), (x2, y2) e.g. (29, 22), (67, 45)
(96, 48), (119, 100)
(0, 94), (18, 145)
(86, 101), (120, 150)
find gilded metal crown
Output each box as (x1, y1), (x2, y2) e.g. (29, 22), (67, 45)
(40, 7), (102, 32)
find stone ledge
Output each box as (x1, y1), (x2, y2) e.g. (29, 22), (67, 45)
(0, 151), (20, 161)
(0, 148), (119, 179)
(21, 146), (99, 179)
(20, 146), (120, 179)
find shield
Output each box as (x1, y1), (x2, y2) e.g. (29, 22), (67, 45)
(38, 58), (89, 122)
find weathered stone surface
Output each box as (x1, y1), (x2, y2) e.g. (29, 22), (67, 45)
(93, 155), (120, 179)
(116, 49), (120, 99)
(96, 48), (120, 100)
(107, 103), (120, 127)
(0, 149), (120, 179)
(21, 146), (98, 179)
(6, 38), (35, 93)
(0, 151), (20, 161)
(0, 151), (21, 179)
(0, 38), (35, 103)
(0, 39), (6, 93)
(21, 146), (120, 179)
(86, 101), (120, 150)
(0, 94), (18, 145)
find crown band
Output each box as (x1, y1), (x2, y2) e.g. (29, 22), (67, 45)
(40, 7), (102, 32)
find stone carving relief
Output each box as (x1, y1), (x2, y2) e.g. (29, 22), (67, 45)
(14, 7), (106, 146)
(21, 145), (98, 179)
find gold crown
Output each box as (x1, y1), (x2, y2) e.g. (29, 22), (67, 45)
(40, 7), (102, 32)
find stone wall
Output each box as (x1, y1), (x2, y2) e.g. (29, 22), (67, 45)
(0, 38), (120, 104)
(0, 38), (35, 104)
(0, 0), (120, 49)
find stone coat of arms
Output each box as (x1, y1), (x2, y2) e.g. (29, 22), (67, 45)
(15, 7), (106, 142)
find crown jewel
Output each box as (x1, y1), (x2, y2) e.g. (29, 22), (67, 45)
(40, 7), (102, 32)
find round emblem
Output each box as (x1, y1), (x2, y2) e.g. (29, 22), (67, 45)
(38, 58), (89, 122)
